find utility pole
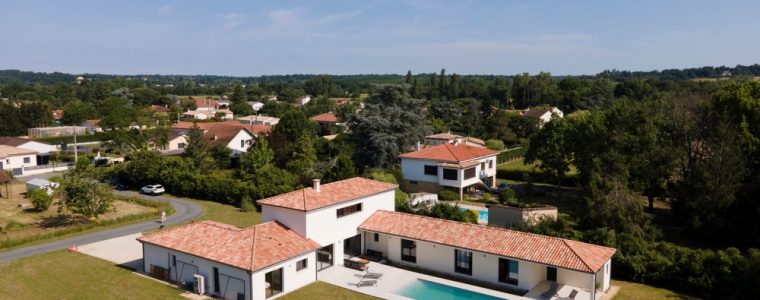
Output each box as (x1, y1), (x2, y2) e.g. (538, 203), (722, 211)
(73, 126), (78, 163)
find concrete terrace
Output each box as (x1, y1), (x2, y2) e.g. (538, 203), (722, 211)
(317, 261), (526, 300)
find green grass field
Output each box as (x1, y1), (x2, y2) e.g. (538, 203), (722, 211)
(181, 197), (261, 227)
(0, 250), (184, 300)
(613, 280), (697, 300)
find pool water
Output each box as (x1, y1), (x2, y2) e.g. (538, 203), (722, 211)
(398, 279), (504, 300)
(460, 208), (489, 223)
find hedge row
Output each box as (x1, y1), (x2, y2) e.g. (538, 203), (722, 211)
(496, 168), (579, 187)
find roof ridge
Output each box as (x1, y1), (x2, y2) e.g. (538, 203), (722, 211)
(249, 223), (258, 271)
(444, 143), (461, 161)
(562, 239), (593, 272)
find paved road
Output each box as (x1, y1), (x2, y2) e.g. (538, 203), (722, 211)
(0, 191), (203, 263)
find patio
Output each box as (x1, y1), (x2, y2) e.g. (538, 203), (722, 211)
(317, 261), (526, 300)
(524, 280), (595, 300)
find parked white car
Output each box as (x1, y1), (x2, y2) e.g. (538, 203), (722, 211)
(141, 184), (165, 195)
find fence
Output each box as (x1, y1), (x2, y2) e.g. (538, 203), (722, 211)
(497, 147), (526, 164)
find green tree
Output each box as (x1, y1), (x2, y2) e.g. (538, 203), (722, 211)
(184, 126), (210, 168)
(99, 97), (138, 130)
(240, 137), (274, 174)
(525, 117), (573, 193)
(230, 84), (247, 102)
(58, 174), (114, 219)
(131, 87), (161, 106)
(405, 70), (413, 84)
(324, 154), (356, 182)
(286, 133), (317, 182)
(209, 144), (232, 169)
(28, 188), (53, 211)
(61, 100), (97, 125)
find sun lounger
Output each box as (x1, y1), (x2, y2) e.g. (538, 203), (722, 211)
(356, 279), (377, 287)
(540, 282), (558, 299)
(364, 271), (383, 279)
(568, 289), (578, 299)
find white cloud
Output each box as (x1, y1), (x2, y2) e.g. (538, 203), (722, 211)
(217, 13), (247, 29)
(312, 9), (364, 25)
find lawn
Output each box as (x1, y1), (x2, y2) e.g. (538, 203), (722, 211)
(612, 280), (697, 300)
(280, 281), (379, 300)
(0, 250), (184, 300)
(181, 197), (261, 227)
(498, 158), (578, 176)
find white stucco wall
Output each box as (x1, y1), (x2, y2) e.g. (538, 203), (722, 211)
(304, 190), (395, 260)
(557, 268), (594, 292)
(142, 243), (252, 300)
(250, 252), (316, 300)
(261, 205), (308, 238)
(167, 136), (188, 151)
(401, 158), (440, 183)
(363, 232), (389, 258)
(225, 130), (254, 154)
(1, 153), (37, 170)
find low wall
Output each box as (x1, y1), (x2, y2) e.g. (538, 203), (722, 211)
(487, 204), (557, 227)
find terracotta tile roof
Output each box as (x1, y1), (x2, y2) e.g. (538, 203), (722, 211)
(0, 145), (37, 157)
(0, 136), (31, 147)
(360, 211), (616, 273)
(83, 119), (100, 126)
(310, 112), (339, 123)
(202, 125), (252, 146)
(258, 177), (397, 211)
(149, 105), (171, 113)
(138, 221), (320, 272)
(172, 121), (271, 135)
(195, 98), (219, 108)
(523, 108), (552, 118)
(52, 110), (63, 120)
(399, 143), (498, 162)
(426, 133), (463, 140)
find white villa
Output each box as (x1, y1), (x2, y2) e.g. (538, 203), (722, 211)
(523, 107), (563, 128)
(183, 109), (234, 121)
(138, 177), (615, 300)
(0, 145), (37, 174)
(425, 133), (486, 148)
(237, 115), (280, 126)
(161, 123), (261, 156)
(399, 143), (499, 199)
(0, 137), (58, 166)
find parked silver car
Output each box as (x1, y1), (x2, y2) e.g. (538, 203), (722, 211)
(141, 184), (166, 195)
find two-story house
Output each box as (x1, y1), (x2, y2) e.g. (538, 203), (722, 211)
(399, 143), (499, 200)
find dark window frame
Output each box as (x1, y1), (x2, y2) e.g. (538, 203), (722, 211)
(401, 239), (417, 263)
(489, 159), (494, 169)
(442, 168), (458, 181)
(498, 258), (519, 285)
(373, 233), (379, 242)
(336, 203), (362, 218)
(213, 267), (220, 292)
(296, 258), (308, 271)
(23, 157), (30, 164)
(424, 165), (438, 176)
(454, 249), (473, 275)
(464, 167), (476, 179)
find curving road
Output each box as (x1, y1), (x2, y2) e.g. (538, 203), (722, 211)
(0, 191), (203, 263)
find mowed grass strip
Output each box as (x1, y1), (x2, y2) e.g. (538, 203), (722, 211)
(0, 250), (183, 300)
(181, 197), (261, 227)
(280, 281), (380, 300)
(612, 280), (698, 300)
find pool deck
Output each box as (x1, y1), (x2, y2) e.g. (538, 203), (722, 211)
(317, 261), (526, 300)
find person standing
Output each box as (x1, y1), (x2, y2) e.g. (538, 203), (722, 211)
(160, 210), (167, 229)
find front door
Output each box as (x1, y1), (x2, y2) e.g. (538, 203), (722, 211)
(317, 244), (333, 271)
(547, 266), (557, 281)
(343, 234), (362, 258)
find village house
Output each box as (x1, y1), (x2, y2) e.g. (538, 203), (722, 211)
(0, 145), (37, 175)
(523, 107), (563, 128)
(236, 115), (280, 126)
(425, 133), (486, 148)
(399, 143), (499, 199)
(81, 119), (103, 133)
(0, 137), (58, 166)
(138, 177), (616, 300)
(163, 121), (270, 156)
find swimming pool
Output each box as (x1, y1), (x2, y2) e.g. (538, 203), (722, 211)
(397, 279), (504, 300)
(460, 208), (489, 223)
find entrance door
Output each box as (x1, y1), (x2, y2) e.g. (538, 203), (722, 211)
(343, 234), (361, 259)
(547, 266), (557, 282)
(317, 244), (333, 271)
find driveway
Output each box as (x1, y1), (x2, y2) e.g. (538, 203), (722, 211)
(78, 233), (144, 270)
(0, 191), (203, 263)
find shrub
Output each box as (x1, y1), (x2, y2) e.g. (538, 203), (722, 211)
(438, 189), (460, 201)
(485, 139), (505, 151)
(28, 189), (53, 211)
(240, 195), (255, 212)
(498, 188), (516, 204)
(482, 193), (492, 202)
(496, 167), (579, 187)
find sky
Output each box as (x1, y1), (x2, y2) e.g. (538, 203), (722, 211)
(0, 0), (758, 76)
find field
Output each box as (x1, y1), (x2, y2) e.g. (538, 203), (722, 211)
(182, 197), (261, 228)
(0, 181), (163, 250)
(0, 250), (184, 300)
(612, 280), (697, 300)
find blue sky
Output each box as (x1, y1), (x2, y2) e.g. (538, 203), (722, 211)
(1, 0), (758, 76)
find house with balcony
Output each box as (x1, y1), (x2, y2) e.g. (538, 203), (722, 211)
(138, 177), (616, 300)
(399, 143), (499, 200)
(425, 133), (486, 148)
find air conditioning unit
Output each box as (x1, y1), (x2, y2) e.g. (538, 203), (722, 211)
(193, 274), (205, 295)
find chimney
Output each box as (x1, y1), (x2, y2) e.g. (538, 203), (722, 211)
(415, 141), (421, 151)
(313, 179), (321, 192)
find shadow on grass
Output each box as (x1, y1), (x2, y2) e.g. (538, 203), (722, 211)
(39, 214), (87, 229)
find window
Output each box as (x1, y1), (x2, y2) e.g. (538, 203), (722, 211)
(178, 143), (186, 149)
(455, 249), (472, 275)
(498, 258), (519, 285)
(241, 140), (245, 148)
(442, 169), (458, 181)
(424, 165), (438, 176)
(23, 157), (30, 164)
(296, 258), (308, 271)
(481, 162), (485, 170)
(401, 239), (416, 263)
(336, 203), (362, 218)
(464, 167), (476, 179)
(489, 160), (493, 169)
(213, 267), (220, 292)
(265, 268), (283, 298)
(373, 233), (379, 242)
